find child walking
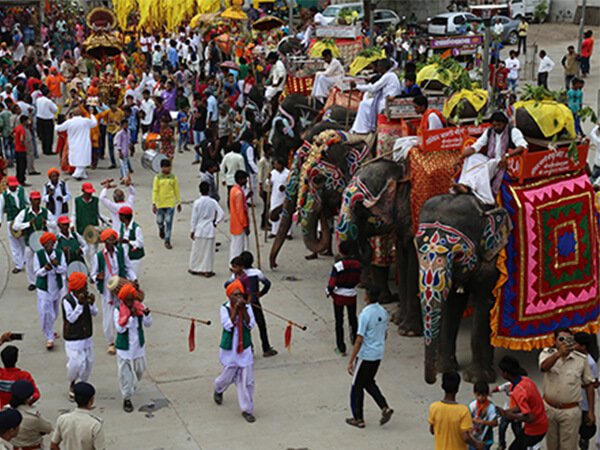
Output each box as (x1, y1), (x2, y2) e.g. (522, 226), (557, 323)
(152, 159), (181, 249)
(177, 104), (190, 153)
(467, 381), (498, 450)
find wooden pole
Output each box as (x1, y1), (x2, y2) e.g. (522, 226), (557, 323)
(250, 193), (261, 270)
(264, 177), (271, 243)
(345, 87), (353, 130)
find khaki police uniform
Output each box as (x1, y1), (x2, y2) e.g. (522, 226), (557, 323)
(10, 404), (52, 449)
(50, 408), (105, 450)
(539, 347), (595, 450)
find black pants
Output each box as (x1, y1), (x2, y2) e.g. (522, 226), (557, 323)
(509, 430), (545, 450)
(517, 35), (527, 54)
(260, 189), (267, 228)
(37, 118), (54, 155)
(537, 72), (548, 89)
(251, 300), (271, 353)
(15, 151), (26, 184)
(334, 302), (357, 354)
(350, 359), (388, 421)
(141, 124), (150, 134)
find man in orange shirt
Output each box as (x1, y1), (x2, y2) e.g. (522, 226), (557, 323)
(44, 67), (66, 103)
(229, 170), (250, 261)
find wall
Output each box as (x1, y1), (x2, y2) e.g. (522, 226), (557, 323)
(551, 0), (600, 24)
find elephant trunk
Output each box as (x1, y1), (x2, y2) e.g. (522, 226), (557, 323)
(302, 208), (331, 255)
(269, 197), (296, 269)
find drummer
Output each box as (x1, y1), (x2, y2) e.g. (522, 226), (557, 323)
(33, 232), (66, 350)
(56, 215), (88, 296)
(71, 182), (109, 265)
(0, 176), (28, 274)
(90, 229), (137, 356)
(12, 191), (56, 292)
(99, 178), (136, 232)
(42, 167), (72, 225)
(117, 206), (144, 279)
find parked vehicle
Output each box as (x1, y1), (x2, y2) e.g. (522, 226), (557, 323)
(373, 9), (401, 30)
(428, 12), (482, 35)
(321, 2), (364, 25)
(509, 0), (548, 20)
(491, 15), (520, 45)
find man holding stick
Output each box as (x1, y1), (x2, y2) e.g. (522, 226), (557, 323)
(229, 170), (250, 261)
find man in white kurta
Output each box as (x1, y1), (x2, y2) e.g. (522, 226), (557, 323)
(90, 229), (137, 355)
(189, 182), (224, 276)
(55, 106), (98, 180)
(311, 50), (345, 103)
(0, 176), (28, 273)
(269, 158), (291, 236)
(42, 167), (72, 224)
(99, 182), (136, 232)
(117, 206), (145, 279)
(113, 285), (152, 412)
(265, 53), (287, 102)
(214, 280), (256, 422)
(33, 232), (67, 349)
(455, 112), (527, 205)
(350, 59), (401, 134)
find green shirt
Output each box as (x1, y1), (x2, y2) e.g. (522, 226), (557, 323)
(74, 196), (99, 234)
(0, 109), (12, 137)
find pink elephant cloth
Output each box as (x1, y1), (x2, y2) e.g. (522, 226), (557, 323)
(118, 301), (147, 327)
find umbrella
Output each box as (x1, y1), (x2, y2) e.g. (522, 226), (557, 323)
(221, 7), (248, 20)
(220, 61), (240, 71)
(82, 32), (123, 60)
(252, 15), (285, 32)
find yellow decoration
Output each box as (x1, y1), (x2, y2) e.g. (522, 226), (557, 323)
(416, 64), (456, 88)
(114, 0), (136, 30)
(309, 41), (340, 59)
(443, 88), (489, 119)
(348, 50), (385, 76)
(198, 0), (221, 14)
(513, 100), (576, 139)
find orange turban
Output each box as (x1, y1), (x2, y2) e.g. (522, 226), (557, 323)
(68, 272), (87, 291)
(225, 279), (244, 298)
(118, 284), (137, 301)
(101, 229), (118, 242)
(40, 232), (56, 245)
(47, 167), (60, 178)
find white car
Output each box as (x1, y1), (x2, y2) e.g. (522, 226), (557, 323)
(321, 2), (364, 25)
(428, 12), (482, 35)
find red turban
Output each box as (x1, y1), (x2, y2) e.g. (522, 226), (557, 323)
(40, 232), (56, 245)
(225, 279), (244, 298)
(68, 272), (87, 291)
(101, 229), (118, 242)
(47, 167), (60, 178)
(118, 284), (137, 301)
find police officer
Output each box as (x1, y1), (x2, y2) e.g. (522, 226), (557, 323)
(0, 408), (22, 450)
(7, 379), (52, 449)
(50, 382), (105, 450)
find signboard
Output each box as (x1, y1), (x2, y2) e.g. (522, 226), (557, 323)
(315, 25), (361, 39)
(507, 144), (589, 183)
(430, 35), (483, 49)
(417, 123), (490, 153)
(386, 96), (445, 120)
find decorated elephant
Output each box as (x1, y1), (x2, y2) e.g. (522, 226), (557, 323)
(277, 36), (304, 57)
(416, 194), (511, 384)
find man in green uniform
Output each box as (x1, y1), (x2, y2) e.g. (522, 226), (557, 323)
(71, 182), (108, 266)
(0, 176), (28, 274)
(117, 205), (144, 279)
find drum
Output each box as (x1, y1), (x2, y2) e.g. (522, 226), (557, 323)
(9, 221), (23, 239)
(106, 275), (145, 301)
(29, 230), (45, 252)
(141, 149), (168, 173)
(83, 225), (100, 245)
(67, 261), (88, 277)
(143, 132), (161, 151)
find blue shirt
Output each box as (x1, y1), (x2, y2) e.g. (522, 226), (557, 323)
(177, 111), (189, 133)
(356, 303), (388, 361)
(206, 95), (218, 123)
(567, 89), (583, 114)
(168, 47), (178, 68)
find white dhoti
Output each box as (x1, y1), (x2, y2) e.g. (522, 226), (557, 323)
(37, 289), (61, 340)
(457, 153), (500, 205)
(270, 206), (292, 236)
(25, 247), (35, 285)
(312, 74), (335, 102)
(230, 233), (249, 262)
(66, 346), (94, 382)
(101, 294), (117, 345)
(118, 355), (146, 399)
(214, 364), (255, 414)
(6, 223), (25, 270)
(350, 98), (375, 134)
(189, 237), (215, 273)
(130, 259), (142, 279)
(72, 166), (88, 179)
(393, 136), (418, 161)
(83, 243), (97, 268)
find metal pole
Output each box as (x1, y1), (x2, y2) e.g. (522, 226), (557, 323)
(531, 44), (538, 81)
(482, 15), (491, 93)
(369, 1), (374, 48)
(289, 0), (294, 35)
(577, 0), (587, 56)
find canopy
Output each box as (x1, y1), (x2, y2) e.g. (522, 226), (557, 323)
(221, 7), (248, 20)
(252, 15), (285, 31)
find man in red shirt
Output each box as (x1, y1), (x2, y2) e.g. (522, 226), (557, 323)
(0, 345), (40, 408)
(11, 115), (28, 186)
(497, 355), (548, 449)
(581, 30), (594, 77)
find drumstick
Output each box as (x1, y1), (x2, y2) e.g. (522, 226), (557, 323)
(149, 309), (211, 326)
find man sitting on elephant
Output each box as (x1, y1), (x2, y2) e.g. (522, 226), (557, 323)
(265, 52), (287, 104)
(454, 112), (527, 205)
(349, 59), (401, 135)
(311, 49), (345, 105)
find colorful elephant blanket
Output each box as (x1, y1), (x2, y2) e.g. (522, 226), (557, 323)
(491, 171), (600, 350)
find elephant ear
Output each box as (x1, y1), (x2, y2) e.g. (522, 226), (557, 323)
(480, 208), (513, 262)
(363, 178), (398, 226)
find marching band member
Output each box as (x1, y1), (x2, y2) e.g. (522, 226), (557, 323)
(99, 179), (136, 232)
(71, 182), (109, 265)
(33, 232), (67, 350)
(13, 191), (56, 292)
(42, 167), (72, 224)
(90, 229), (137, 356)
(56, 215), (87, 297)
(0, 176), (28, 274)
(117, 206), (145, 279)
(61, 272), (98, 401)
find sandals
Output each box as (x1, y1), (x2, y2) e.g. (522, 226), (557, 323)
(242, 412), (256, 423)
(263, 348), (278, 357)
(345, 418), (365, 428)
(380, 408), (394, 425)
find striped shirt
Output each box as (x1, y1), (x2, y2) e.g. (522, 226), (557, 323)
(327, 257), (361, 298)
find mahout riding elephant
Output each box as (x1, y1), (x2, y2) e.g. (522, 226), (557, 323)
(416, 194), (511, 384)
(336, 159), (422, 332)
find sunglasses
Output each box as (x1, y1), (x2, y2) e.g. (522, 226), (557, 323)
(557, 336), (573, 342)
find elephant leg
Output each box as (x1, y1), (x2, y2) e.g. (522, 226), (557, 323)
(371, 265), (394, 304)
(398, 249), (423, 337)
(438, 289), (468, 374)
